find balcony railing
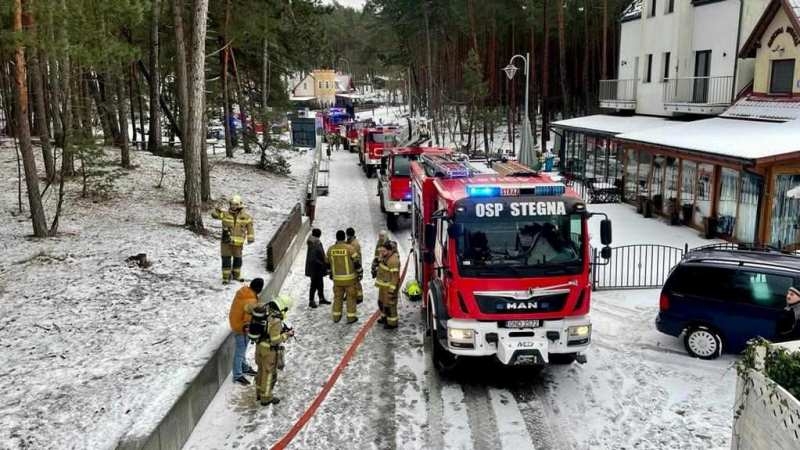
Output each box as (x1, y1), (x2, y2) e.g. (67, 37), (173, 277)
(599, 79), (638, 103)
(662, 76), (734, 107)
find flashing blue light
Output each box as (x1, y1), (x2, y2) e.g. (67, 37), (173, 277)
(467, 185), (502, 197)
(533, 184), (566, 196)
(403, 192), (412, 200)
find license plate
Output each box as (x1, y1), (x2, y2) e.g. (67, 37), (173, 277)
(514, 354), (540, 365)
(506, 320), (541, 329)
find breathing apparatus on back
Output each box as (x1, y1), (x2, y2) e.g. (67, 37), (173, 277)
(248, 294), (296, 343)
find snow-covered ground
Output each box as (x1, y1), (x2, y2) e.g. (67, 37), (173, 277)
(0, 139), (313, 449)
(185, 149), (738, 449)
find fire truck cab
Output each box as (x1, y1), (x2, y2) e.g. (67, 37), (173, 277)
(378, 146), (451, 231)
(411, 155), (612, 372)
(359, 126), (399, 178)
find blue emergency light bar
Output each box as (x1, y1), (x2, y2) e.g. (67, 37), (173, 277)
(466, 185), (501, 197)
(533, 184), (566, 196)
(466, 183), (567, 198)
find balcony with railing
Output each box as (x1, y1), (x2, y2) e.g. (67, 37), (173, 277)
(599, 79), (637, 110)
(662, 76), (734, 115)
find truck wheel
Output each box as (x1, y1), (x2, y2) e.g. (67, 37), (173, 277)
(684, 326), (723, 360)
(549, 353), (577, 365)
(432, 332), (459, 375)
(387, 214), (398, 231)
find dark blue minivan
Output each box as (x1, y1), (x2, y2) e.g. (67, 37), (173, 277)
(656, 248), (800, 359)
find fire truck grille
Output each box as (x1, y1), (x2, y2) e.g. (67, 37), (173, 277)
(475, 293), (568, 314)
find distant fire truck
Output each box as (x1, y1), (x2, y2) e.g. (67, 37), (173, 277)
(359, 125), (399, 178)
(410, 155), (612, 372)
(378, 146), (451, 231)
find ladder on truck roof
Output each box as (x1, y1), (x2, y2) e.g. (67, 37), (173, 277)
(490, 160), (538, 177)
(420, 154), (472, 178)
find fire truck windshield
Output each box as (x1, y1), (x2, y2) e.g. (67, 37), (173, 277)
(455, 214), (584, 277)
(368, 133), (398, 145)
(392, 155), (418, 176)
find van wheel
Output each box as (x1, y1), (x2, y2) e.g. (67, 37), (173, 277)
(549, 353), (577, 365)
(684, 326), (723, 360)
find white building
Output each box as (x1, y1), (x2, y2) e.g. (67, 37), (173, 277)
(602, 0), (769, 116)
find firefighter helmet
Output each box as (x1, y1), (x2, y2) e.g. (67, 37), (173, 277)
(271, 293), (294, 314)
(229, 194), (243, 209)
(404, 280), (422, 302)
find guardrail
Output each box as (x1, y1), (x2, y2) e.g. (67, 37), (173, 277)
(662, 76), (733, 106)
(599, 79), (637, 102)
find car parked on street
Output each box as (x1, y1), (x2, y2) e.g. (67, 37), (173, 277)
(656, 247), (800, 359)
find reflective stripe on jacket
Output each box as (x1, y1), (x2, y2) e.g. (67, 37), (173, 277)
(375, 252), (400, 293)
(212, 208), (255, 246)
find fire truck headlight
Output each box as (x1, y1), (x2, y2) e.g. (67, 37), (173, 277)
(448, 328), (475, 343)
(568, 325), (591, 338)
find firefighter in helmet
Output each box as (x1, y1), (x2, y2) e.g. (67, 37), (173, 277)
(327, 230), (362, 323)
(375, 239), (401, 329)
(346, 228), (364, 304)
(371, 230), (389, 278)
(248, 294), (294, 406)
(212, 195), (255, 283)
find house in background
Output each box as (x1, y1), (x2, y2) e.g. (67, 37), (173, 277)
(551, 0), (800, 248)
(290, 69), (355, 107)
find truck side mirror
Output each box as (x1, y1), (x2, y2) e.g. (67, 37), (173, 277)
(600, 219), (612, 246)
(447, 223), (464, 239)
(601, 246), (612, 260)
(424, 223), (436, 250)
(423, 251), (435, 264)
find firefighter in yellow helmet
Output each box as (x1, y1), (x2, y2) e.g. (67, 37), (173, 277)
(371, 230), (389, 279)
(327, 230), (362, 323)
(212, 195), (255, 283)
(345, 228), (363, 304)
(375, 239), (401, 329)
(247, 294), (294, 406)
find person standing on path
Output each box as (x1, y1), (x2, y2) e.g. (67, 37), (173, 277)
(212, 195), (255, 283)
(250, 294), (295, 406)
(327, 230), (362, 323)
(228, 278), (263, 385)
(346, 227), (364, 304)
(375, 240), (401, 329)
(305, 228), (330, 309)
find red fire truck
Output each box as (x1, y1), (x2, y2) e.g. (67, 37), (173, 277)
(378, 146), (451, 231)
(410, 155), (612, 372)
(359, 126), (399, 178)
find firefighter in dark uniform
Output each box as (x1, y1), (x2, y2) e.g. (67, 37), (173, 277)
(346, 228), (364, 304)
(248, 294), (294, 406)
(327, 230), (362, 323)
(212, 194), (255, 283)
(375, 240), (401, 329)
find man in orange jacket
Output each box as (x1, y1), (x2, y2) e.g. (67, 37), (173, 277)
(229, 278), (264, 385)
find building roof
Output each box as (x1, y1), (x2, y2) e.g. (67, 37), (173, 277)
(290, 73), (315, 95)
(739, 0), (800, 57)
(289, 96), (317, 102)
(620, 0), (643, 22)
(721, 96), (800, 122)
(551, 114), (673, 136)
(616, 117), (800, 162)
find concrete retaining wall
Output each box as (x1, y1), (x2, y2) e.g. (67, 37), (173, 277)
(115, 218), (311, 450)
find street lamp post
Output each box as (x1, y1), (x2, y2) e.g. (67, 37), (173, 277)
(503, 53), (534, 167)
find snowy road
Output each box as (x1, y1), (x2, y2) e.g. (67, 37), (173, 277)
(185, 149), (736, 450)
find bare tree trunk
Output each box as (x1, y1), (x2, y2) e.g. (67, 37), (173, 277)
(221, 0), (233, 157)
(230, 50), (251, 154)
(262, 37), (268, 111)
(583, 0), (591, 113)
(557, 0), (569, 117)
(531, 23), (538, 146)
(423, 1), (439, 145)
(148, 0), (162, 152)
(117, 73), (131, 168)
(184, 0), (209, 232)
(127, 64), (138, 149)
(31, 50), (54, 180)
(200, 101), (210, 202)
(602, 0), (608, 80)
(14, 0), (48, 237)
(136, 69), (146, 143)
(541, 0), (550, 145)
(172, 0), (188, 137)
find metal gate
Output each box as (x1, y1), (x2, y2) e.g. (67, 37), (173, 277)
(592, 244), (686, 290)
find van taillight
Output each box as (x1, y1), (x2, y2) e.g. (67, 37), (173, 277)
(659, 293), (670, 311)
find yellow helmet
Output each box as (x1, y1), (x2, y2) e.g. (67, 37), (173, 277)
(404, 280), (422, 299)
(272, 293), (294, 313)
(230, 195), (243, 209)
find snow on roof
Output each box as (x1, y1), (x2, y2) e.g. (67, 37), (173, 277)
(289, 96), (316, 102)
(335, 93), (363, 99)
(551, 114), (672, 136)
(617, 117), (800, 161)
(721, 97), (800, 122)
(621, 0), (643, 21)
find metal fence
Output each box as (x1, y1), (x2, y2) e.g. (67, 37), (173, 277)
(662, 76), (733, 106)
(592, 244), (686, 290)
(599, 79), (638, 102)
